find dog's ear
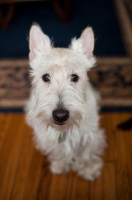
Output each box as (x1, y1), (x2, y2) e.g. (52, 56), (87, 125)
(71, 27), (94, 58)
(29, 24), (51, 61)
(80, 27), (94, 57)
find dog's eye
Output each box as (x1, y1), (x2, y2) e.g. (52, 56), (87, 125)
(71, 74), (79, 82)
(42, 74), (50, 82)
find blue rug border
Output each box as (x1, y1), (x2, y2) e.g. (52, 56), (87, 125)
(0, 107), (132, 113)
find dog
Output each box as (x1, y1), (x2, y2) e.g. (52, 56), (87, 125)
(25, 24), (106, 181)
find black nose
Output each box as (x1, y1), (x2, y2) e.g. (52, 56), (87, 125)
(52, 109), (69, 124)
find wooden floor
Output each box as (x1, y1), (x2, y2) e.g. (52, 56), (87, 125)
(0, 113), (132, 200)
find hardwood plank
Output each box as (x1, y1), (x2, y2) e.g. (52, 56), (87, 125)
(112, 113), (131, 200)
(22, 147), (44, 200)
(0, 114), (12, 152)
(120, 113), (132, 199)
(0, 114), (21, 186)
(37, 159), (53, 200)
(46, 171), (90, 200)
(90, 172), (103, 200)
(48, 173), (74, 200)
(10, 125), (35, 200)
(103, 162), (116, 200)
(68, 173), (90, 200)
(90, 162), (116, 200)
(100, 113), (115, 162)
(0, 114), (25, 199)
(125, 128), (132, 198)
(62, 172), (81, 200)
(38, 170), (80, 200)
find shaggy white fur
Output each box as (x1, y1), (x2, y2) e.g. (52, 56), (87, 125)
(25, 24), (106, 181)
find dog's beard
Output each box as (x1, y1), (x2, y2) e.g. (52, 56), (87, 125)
(37, 110), (82, 131)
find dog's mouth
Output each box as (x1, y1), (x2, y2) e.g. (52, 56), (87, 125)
(54, 121), (65, 126)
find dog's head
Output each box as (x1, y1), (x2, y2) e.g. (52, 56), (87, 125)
(27, 24), (96, 130)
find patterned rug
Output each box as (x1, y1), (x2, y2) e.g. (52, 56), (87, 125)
(0, 57), (132, 109)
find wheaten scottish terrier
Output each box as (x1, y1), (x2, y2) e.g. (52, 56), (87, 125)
(25, 24), (106, 181)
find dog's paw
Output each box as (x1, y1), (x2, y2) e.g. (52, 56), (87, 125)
(77, 160), (103, 181)
(78, 167), (101, 181)
(50, 160), (70, 174)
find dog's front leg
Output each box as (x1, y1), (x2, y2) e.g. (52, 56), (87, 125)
(77, 156), (103, 181)
(72, 151), (104, 181)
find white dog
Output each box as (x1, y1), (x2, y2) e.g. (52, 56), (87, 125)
(25, 24), (106, 181)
